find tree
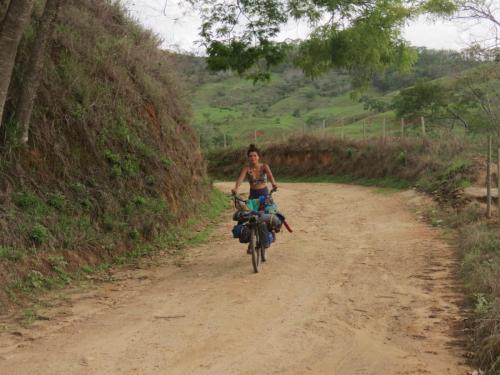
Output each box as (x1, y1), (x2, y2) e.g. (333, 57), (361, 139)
(190, 0), (458, 83)
(17, 0), (61, 144)
(454, 63), (500, 134)
(0, 0), (36, 126)
(391, 80), (472, 128)
(0, 1), (12, 23)
(453, 0), (499, 57)
(359, 95), (390, 113)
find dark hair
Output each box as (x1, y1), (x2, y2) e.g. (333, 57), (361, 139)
(247, 144), (260, 157)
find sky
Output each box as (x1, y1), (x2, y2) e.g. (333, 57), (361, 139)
(122, 0), (493, 54)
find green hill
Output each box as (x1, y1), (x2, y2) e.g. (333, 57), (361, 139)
(180, 49), (482, 148)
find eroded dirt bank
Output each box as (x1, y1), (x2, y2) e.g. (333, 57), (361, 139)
(0, 183), (470, 374)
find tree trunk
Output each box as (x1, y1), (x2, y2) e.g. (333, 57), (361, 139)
(0, 0), (36, 127)
(17, 0), (61, 144)
(1, 1), (13, 25)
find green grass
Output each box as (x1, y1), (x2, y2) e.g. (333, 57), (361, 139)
(0, 246), (24, 261)
(7, 188), (229, 309)
(191, 70), (365, 148)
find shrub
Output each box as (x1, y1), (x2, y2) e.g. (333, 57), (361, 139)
(25, 271), (45, 290)
(13, 192), (47, 215)
(128, 229), (140, 240)
(30, 224), (49, 245)
(161, 157), (173, 168)
(47, 193), (66, 210)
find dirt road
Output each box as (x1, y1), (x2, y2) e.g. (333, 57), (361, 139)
(0, 183), (470, 374)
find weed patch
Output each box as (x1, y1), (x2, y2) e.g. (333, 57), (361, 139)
(0, 246), (24, 261)
(13, 192), (47, 216)
(424, 205), (500, 374)
(29, 225), (49, 246)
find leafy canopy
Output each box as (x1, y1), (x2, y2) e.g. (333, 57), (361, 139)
(190, 0), (458, 84)
(391, 63), (500, 133)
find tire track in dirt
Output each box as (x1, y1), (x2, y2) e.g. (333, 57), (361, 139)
(0, 183), (470, 374)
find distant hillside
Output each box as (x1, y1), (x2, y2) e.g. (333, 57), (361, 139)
(177, 49), (479, 148)
(0, 1), (209, 311)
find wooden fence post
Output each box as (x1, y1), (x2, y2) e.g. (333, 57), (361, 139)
(487, 135), (492, 218)
(223, 133), (227, 148)
(254, 129), (257, 142)
(400, 118), (405, 138)
(363, 119), (366, 140)
(498, 146), (500, 216)
(382, 116), (386, 142)
(421, 116), (426, 137)
(341, 118), (345, 140)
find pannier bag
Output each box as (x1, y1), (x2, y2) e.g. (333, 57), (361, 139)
(239, 225), (251, 243)
(257, 222), (271, 248)
(259, 213), (282, 232)
(232, 224), (243, 238)
(233, 224), (251, 243)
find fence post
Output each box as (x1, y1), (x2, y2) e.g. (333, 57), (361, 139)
(363, 119), (366, 140)
(487, 135), (492, 218)
(223, 133), (227, 148)
(498, 146), (500, 217)
(254, 129), (257, 142)
(400, 118), (405, 138)
(341, 118), (345, 140)
(421, 116), (426, 137)
(382, 116), (386, 142)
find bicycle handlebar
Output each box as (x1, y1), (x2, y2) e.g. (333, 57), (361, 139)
(231, 187), (277, 204)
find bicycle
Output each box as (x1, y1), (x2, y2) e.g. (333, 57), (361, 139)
(232, 188), (278, 273)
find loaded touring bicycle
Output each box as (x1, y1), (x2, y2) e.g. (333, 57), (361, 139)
(231, 188), (292, 273)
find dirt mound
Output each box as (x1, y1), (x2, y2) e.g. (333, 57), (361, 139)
(208, 135), (477, 200)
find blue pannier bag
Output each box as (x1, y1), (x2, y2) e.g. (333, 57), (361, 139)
(232, 224), (243, 238)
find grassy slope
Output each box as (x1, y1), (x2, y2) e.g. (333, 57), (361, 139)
(190, 60), (498, 148)
(190, 68), (375, 146)
(0, 1), (212, 312)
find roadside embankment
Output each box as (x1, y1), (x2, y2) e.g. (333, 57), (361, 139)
(0, 1), (210, 314)
(208, 135), (477, 201)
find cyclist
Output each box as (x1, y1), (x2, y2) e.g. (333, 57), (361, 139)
(231, 144), (278, 199)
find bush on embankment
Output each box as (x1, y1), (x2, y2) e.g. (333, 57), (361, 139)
(0, 1), (209, 313)
(208, 135), (477, 199)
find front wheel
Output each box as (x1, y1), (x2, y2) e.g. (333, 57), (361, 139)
(250, 228), (261, 273)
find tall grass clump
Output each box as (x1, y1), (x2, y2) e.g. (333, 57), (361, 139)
(459, 219), (500, 374)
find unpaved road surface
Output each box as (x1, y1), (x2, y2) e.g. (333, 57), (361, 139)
(0, 183), (470, 374)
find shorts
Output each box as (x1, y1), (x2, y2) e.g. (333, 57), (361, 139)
(249, 187), (269, 199)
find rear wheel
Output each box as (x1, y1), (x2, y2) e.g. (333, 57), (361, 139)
(250, 228), (261, 273)
(261, 239), (267, 262)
